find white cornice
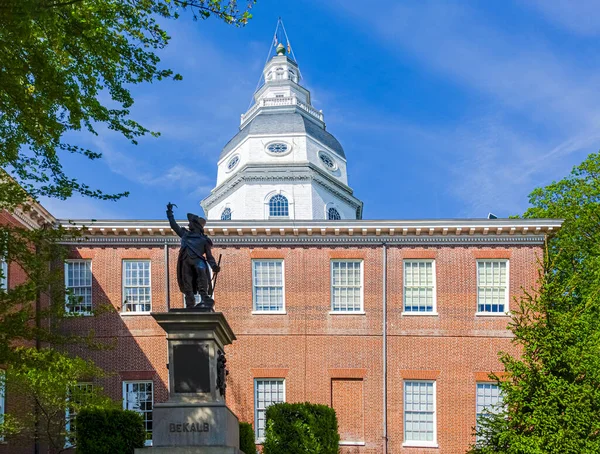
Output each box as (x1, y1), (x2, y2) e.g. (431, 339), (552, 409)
(58, 218), (562, 246)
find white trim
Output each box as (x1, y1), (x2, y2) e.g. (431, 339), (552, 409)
(401, 312), (439, 316)
(328, 311), (365, 315)
(0, 257), (7, 291)
(403, 379), (437, 446)
(403, 259), (437, 314)
(252, 310), (287, 315)
(64, 259), (93, 316)
(330, 259), (364, 313)
(251, 259), (285, 313)
(263, 189), (294, 220)
(225, 154), (241, 173)
(340, 441), (366, 446)
(122, 380), (154, 447)
(476, 259), (510, 314)
(254, 378), (286, 443)
(121, 259), (152, 313)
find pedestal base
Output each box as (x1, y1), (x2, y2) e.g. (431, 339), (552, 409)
(135, 447), (242, 454)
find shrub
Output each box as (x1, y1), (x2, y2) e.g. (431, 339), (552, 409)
(239, 421), (257, 454)
(76, 408), (146, 454)
(263, 402), (339, 454)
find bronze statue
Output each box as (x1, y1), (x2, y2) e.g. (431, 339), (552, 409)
(166, 203), (220, 311)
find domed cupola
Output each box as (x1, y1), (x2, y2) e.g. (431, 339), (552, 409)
(201, 20), (363, 221)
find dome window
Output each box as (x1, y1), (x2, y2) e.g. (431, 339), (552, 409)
(227, 155), (240, 171)
(269, 194), (289, 218)
(221, 207), (232, 220)
(318, 151), (337, 171)
(267, 143), (289, 154)
(328, 207), (341, 220)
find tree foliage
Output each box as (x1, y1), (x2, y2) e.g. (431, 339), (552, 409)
(2, 348), (116, 453)
(1, 0), (253, 207)
(470, 153), (600, 453)
(76, 408), (146, 454)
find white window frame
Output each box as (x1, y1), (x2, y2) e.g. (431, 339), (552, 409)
(0, 257), (7, 291)
(329, 259), (364, 314)
(402, 260), (437, 316)
(476, 260), (510, 316)
(122, 380), (153, 446)
(121, 260), (152, 315)
(65, 382), (93, 448)
(254, 378), (285, 443)
(476, 382), (504, 442)
(251, 260), (286, 314)
(402, 380), (438, 448)
(64, 260), (93, 315)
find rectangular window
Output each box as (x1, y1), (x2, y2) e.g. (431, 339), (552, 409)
(123, 260), (151, 313)
(65, 383), (93, 447)
(404, 381), (436, 446)
(254, 379), (285, 441)
(403, 260), (435, 313)
(123, 381), (153, 445)
(477, 260), (508, 313)
(0, 258), (7, 291)
(476, 383), (503, 438)
(65, 260), (92, 314)
(331, 260), (363, 312)
(252, 260), (284, 312)
(0, 369), (5, 442)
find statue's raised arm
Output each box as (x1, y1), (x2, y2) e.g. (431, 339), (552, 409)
(166, 202), (185, 237)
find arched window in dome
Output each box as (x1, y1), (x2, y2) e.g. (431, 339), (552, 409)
(289, 69), (297, 82)
(221, 207), (232, 221)
(275, 67), (284, 80)
(328, 207), (341, 220)
(269, 194), (289, 218)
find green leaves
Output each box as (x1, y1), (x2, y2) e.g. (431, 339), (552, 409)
(0, 0), (254, 209)
(471, 153), (600, 453)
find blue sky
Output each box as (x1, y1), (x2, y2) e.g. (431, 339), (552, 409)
(43, 0), (600, 220)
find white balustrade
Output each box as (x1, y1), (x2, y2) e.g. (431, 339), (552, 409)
(240, 96), (324, 125)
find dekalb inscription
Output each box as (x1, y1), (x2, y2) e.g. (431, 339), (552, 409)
(169, 422), (210, 433)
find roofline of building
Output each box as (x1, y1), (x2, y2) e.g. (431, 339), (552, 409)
(58, 218), (562, 241)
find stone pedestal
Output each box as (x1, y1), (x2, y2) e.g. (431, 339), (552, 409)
(136, 311), (241, 454)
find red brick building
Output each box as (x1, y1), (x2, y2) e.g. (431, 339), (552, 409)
(54, 218), (558, 453)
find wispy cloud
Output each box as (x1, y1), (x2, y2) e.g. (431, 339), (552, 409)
(525, 0), (600, 36)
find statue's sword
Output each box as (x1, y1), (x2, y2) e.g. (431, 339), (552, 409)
(211, 254), (222, 298)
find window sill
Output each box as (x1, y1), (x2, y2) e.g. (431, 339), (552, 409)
(121, 311), (152, 316)
(402, 441), (439, 448)
(252, 311), (287, 315)
(401, 312), (438, 316)
(340, 441), (365, 446)
(328, 311), (366, 315)
(475, 312), (510, 317)
(65, 312), (94, 317)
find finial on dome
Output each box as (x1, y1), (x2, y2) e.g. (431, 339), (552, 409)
(276, 42), (286, 56)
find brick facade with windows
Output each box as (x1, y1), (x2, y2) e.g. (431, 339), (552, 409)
(7, 218), (550, 454)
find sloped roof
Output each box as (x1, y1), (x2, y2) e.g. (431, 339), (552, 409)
(219, 111), (345, 160)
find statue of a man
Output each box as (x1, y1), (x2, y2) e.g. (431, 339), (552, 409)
(166, 203), (220, 310)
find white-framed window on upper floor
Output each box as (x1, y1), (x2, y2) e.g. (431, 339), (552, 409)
(123, 381), (153, 446)
(331, 260), (363, 313)
(65, 382), (93, 448)
(64, 260), (92, 315)
(275, 67), (284, 80)
(252, 260), (284, 313)
(477, 260), (509, 314)
(0, 257), (7, 291)
(254, 379), (285, 442)
(476, 383), (504, 442)
(403, 260), (436, 314)
(403, 380), (437, 447)
(122, 260), (151, 313)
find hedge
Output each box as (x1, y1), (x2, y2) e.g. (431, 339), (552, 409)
(76, 408), (146, 454)
(263, 402), (339, 454)
(239, 421), (257, 454)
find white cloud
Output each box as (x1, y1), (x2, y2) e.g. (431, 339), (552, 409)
(525, 0), (600, 36)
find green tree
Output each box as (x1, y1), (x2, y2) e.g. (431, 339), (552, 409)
(2, 348), (116, 453)
(470, 153), (600, 453)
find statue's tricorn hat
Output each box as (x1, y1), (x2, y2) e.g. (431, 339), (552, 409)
(187, 213), (206, 227)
